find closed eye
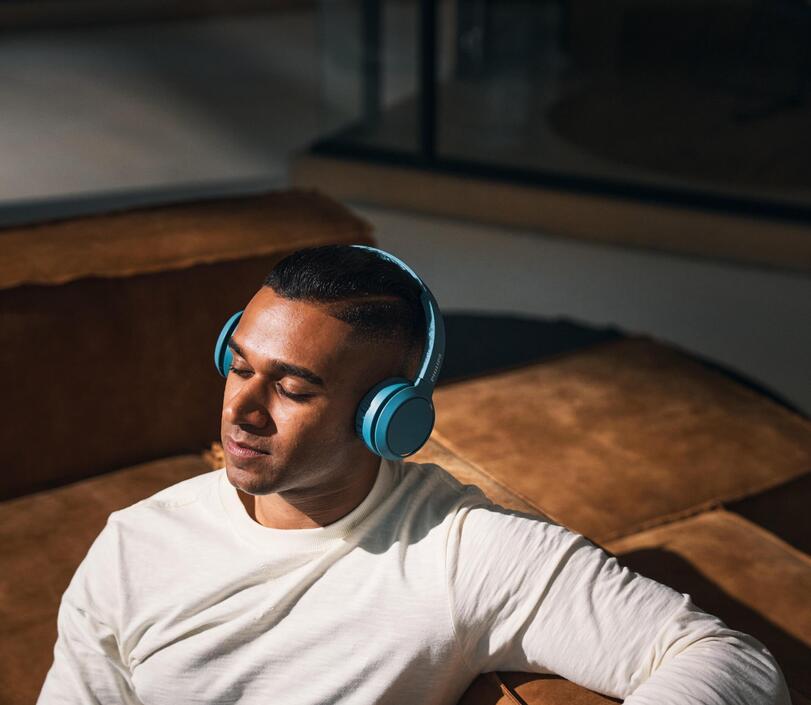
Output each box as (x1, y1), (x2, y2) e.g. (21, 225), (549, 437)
(229, 365), (313, 402)
(275, 385), (313, 402)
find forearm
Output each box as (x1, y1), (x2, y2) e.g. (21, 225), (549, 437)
(451, 508), (793, 703)
(624, 631), (790, 705)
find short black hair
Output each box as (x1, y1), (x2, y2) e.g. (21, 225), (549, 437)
(263, 245), (427, 375)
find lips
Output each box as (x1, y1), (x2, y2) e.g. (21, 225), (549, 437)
(225, 436), (269, 458)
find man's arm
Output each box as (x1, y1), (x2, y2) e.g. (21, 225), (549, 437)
(37, 596), (142, 705)
(37, 517), (143, 705)
(447, 504), (790, 704)
(620, 617), (788, 705)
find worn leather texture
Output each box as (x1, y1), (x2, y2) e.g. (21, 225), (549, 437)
(0, 189), (371, 289)
(430, 337), (811, 544)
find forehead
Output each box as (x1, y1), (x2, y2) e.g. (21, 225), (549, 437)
(233, 288), (355, 378)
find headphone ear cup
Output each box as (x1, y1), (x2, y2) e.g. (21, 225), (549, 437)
(375, 387), (435, 459)
(356, 379), (410, 455)
(214, 311), (243, 377)
(356, 380), (435, 459)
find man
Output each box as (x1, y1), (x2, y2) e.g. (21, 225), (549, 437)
(38, 245), (789, 704)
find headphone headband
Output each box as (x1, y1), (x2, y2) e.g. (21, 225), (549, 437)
(349, 245), (445, 392)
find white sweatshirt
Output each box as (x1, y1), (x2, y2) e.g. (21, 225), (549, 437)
(37, 458), (790, 705)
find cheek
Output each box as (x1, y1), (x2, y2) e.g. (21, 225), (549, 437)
(288, 398), (360, 445)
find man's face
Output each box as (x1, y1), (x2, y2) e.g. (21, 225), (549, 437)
(220, 287), (405, 497)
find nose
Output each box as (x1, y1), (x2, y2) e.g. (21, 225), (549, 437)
(223, 377), (273, 431)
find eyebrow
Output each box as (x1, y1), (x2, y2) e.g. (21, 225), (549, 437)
(227, 339), (325, 387)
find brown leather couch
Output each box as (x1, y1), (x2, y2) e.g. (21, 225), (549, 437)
(2, 190), (809, 705)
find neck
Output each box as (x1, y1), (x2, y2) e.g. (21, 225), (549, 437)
(238, 454), (382, 530)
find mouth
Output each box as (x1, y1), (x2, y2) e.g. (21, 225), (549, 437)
(225, 436), (270, 459)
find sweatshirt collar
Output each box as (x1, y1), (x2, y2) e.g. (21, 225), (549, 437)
(217, 458), (392, 553)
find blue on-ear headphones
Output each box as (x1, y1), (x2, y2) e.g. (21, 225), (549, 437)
(214, 245), (445, 461)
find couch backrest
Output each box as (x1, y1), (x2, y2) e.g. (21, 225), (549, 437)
(0, 189), (374, 500)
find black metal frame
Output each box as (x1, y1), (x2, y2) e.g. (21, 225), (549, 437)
(312, 0), (811, 225)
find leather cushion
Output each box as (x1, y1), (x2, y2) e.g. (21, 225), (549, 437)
(431, 337), (811, 543)
(0, 189), (371, 289)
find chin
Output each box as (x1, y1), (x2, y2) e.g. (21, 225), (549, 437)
(225, 457), (280, 496)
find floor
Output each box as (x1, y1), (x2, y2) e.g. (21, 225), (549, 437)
(1, 8), (809, 415)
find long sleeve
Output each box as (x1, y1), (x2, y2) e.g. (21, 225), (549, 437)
(621, 616), (789, 705)
(36, 596), (142, 705)
(36, 517), (143, 705)
(447, 504), (791, 704)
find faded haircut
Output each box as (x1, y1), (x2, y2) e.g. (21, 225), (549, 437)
(263, 245), (426, 377)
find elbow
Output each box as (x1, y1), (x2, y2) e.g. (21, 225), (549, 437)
(703, 632), (792, 705)
(753, 643), (791, 705)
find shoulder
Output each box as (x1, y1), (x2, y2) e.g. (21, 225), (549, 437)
(365, 459), (492, 545)
(392, 460), (568, 541)
(100, 468), (221, 552)
(396, 459), (492, 511)
(399, 460), (564, 536)
(111, 467), (220, 519)
(76, 470), (222, 595)
(443, 492), (583, 576)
